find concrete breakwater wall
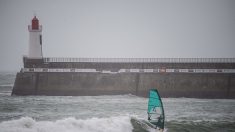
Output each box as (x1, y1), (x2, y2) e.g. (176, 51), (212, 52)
(12, 72), (235, 98)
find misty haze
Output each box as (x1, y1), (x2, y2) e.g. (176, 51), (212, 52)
(0, 0), (235, 132)
(0, 0), (235, 71)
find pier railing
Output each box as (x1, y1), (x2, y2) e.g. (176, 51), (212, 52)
(40, 57), (235, 63)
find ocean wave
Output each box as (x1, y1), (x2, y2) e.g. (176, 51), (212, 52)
(0, 91), (11, 96)
(1, 116), (234, 132)
(166, 120), (235, 132)
(0, 84), (14, 87)
(0, 116), (133, 132)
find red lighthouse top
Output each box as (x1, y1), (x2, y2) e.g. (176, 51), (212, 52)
(31, 16), (39, 30)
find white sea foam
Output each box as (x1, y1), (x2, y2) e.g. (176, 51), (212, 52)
(0, 92), (11, 96)
(0, 84), (14, 87)
(0, 116), (133, 132)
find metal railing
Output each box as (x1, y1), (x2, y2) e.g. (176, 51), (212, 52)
(28, 25), (42, 32)
(39, 57), (235, 63)
(21, 68), (235, 73)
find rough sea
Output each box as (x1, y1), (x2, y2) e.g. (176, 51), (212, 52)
(0, 72), (235, 132)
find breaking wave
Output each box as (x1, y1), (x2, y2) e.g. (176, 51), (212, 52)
(0, 116), (134, 132)
(1, 116), (234, 132)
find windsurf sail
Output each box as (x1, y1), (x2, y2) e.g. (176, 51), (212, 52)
(147, 89), (165, 130)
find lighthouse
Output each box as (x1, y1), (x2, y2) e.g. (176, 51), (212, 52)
(28, 16), (43, 58)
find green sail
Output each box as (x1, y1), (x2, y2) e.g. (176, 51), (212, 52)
(147, 89), (165, 129)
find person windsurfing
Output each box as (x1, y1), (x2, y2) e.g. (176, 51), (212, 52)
(147, 89), (165, 131)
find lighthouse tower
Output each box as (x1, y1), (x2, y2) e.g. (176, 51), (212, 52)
(28, 16), (43, 58)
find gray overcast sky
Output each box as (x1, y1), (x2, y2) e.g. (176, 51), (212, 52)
(0, 0), (235, 71)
